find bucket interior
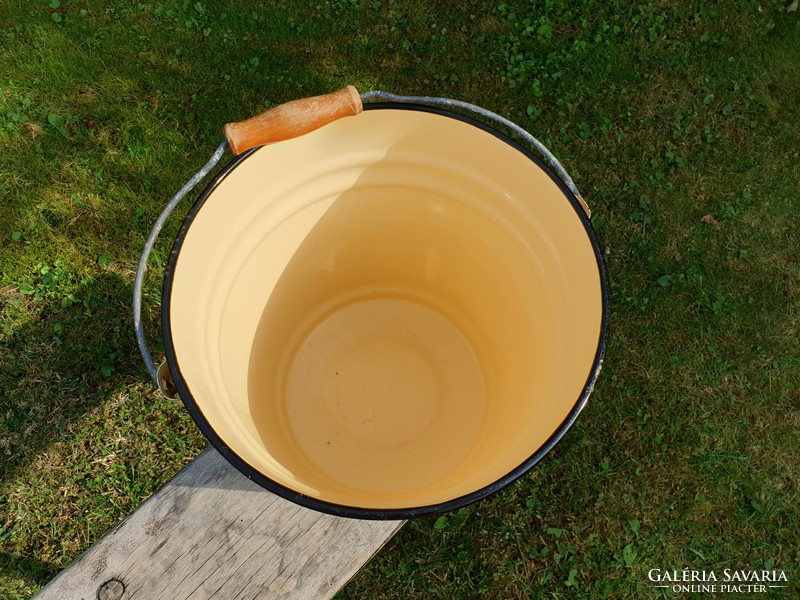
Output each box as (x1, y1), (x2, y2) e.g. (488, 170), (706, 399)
(166, 106), (603, 511)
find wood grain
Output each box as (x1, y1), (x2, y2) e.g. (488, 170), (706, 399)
(223, 86), (362, 155)
(33, 448), (404, 600)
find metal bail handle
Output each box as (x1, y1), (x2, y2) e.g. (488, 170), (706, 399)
(132, 142), (228, 400)
(360, 90), (590, 218)
(133, 87), (589, 400)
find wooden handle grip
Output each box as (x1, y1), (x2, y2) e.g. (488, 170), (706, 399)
(223, 86), (362, 155)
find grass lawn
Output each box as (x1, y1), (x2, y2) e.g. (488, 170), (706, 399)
(1, 0), (799, 598)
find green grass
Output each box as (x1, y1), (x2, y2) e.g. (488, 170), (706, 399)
(1, 0), (799, 598)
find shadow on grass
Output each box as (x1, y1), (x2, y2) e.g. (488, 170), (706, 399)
(0, 272), (143, 482)
(0, 552), (60, 591)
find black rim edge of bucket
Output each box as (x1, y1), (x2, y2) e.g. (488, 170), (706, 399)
(161, 102), (610, 520)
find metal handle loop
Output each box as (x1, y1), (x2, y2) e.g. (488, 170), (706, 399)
(133, 141), (228, 391)
(359, 90), (587, 214)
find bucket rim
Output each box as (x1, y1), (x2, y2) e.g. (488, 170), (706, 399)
(161, 101), (610, 519)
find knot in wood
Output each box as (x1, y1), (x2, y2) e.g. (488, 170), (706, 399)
(97, 578), (125, 600)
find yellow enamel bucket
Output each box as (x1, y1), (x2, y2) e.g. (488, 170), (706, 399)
(135, 88), (608, 518)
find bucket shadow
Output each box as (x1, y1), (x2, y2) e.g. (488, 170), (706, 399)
(245, 125), (444, 497)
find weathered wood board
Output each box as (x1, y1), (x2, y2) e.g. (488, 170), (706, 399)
(33, 447), (404, 600)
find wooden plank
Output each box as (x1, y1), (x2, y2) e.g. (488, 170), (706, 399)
(33, 448), (404, 600)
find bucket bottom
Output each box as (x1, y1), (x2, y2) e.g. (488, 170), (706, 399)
(255, 297), (486, 500)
